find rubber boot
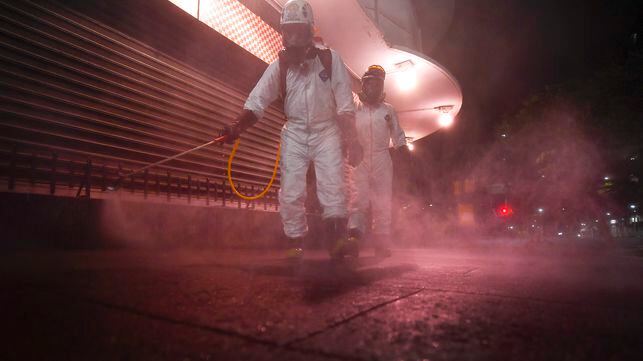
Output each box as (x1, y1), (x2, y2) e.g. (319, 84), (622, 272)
(285, 236), (304, 260)
(346, 228), (362, 258)
(327, 218), (359, 260)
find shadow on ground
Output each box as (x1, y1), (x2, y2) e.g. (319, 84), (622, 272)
(196, 256), (420, 303)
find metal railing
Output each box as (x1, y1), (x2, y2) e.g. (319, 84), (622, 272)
(1, 145), (279, 210)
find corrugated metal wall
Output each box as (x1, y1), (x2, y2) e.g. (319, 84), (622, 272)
(0, 0), (286, 209)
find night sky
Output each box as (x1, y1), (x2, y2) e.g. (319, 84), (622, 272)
(418, 0), (642, 142)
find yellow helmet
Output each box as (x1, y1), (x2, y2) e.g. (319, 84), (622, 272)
(362, 65), (386, 81)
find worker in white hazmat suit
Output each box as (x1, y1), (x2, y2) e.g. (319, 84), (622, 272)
(220, 0), (363, 260)
(348, 65), (408, 257)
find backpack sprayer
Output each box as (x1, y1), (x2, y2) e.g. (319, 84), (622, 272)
(105, 135), (281, 201)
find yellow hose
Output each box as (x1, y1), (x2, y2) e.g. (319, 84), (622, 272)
(227, 138), (280, 200)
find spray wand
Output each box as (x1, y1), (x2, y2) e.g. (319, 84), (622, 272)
(105, 136), (281, 201)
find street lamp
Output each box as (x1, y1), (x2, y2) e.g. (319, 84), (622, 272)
(433, 105), (455, 128)
(438, 112), (454, 127)
(392, 60), (416, 91)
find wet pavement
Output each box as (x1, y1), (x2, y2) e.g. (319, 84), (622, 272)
(2, 244), (642, 361)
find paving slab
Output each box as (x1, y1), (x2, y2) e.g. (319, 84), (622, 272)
(295, 281), (643, 361)
(2, 246), (642, 360)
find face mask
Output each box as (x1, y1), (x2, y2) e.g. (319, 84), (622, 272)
(282, 23), (312, 48)
(361, 78), (385, 104)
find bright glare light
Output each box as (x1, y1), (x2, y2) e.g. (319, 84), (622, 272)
(604, 176), (610, 181)
(438, 112), (454, 127)
(577, 234), (582, 238)
(610, 219), (617, 224)
(396, 69), (417, 91)
(407, 143), (415, 151)
(496, 204), (514, 217)
(537, 208), (544, 213)
(557, 232), (563, 236)
(606, 212), (611, 216)
(630, 204), (637, 209)
(501, 133), (507, 138)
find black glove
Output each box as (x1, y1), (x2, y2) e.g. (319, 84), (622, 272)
(218, 124), (240, 144)
(218, 109), (258, 144)
(346, 141), (364, 167)
(394, 145), (413, 173)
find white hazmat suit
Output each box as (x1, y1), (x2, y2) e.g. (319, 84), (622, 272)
(349, 97), (407, 244)
(244, 49), (355, 238)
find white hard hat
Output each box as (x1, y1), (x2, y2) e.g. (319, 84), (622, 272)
(280, 0), (314, 27)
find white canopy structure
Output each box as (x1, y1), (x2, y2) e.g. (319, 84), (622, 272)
(171, 0), (462, 142)
(268, 0), (462, 142)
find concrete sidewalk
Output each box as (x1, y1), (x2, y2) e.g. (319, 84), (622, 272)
(2, 245), (642, 360)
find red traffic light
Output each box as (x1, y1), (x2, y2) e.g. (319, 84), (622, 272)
(496, 204), (514, 217)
